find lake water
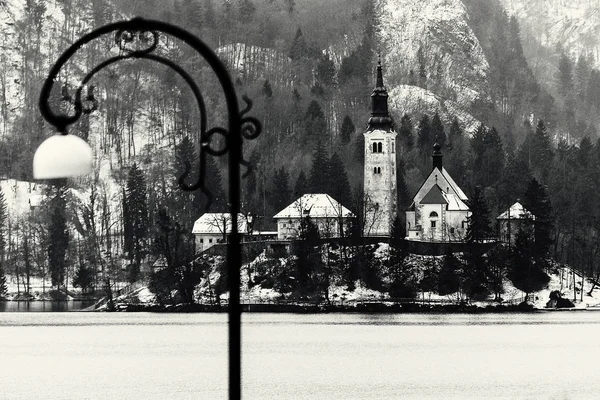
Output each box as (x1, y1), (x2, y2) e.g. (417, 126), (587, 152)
(0, 300), (96, 312)
(1, 312), (600, 399)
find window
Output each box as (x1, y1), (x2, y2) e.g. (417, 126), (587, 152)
(209, 238), (213, 243)
(429, 211), (438, 218)
(372, 142), (383, 153)
(282, 223), (287, 228)
(373, 167), (377, 174)
(462, 221), (466, 229)
(408, 222), (411, 229)
(391, 141), (395, 153)
(431, 221), (436, 228)
(374, 167), (381, 174)
(450, 228), (455, 234)
(200, 238), (204, 243)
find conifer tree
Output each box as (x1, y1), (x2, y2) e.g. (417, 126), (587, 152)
(294, 170), (309, 198)
(244, 149), (260, 213)
(469, 123), (487, 173)
(262, 79), (273, 98)
(315, 53), (336, 88)
(303, 100), (326, 142)
(508, 229), (550, 301)
(556, 53), (574, 99)
(523, 178), (553, 261)
(437, 250), (461, 296)
(73, 263), (94, 294)
(173, 136), (202, 231)
(482, 127), (505, 187)
(289, 27), (307, 60)
(398, 114), (414, 150)
(466, 186), (493, 243)
(574, 54), (591, 100)
(340, 115), (355, 145)
(293, 215), (324, 298)
(204, 155), (227, 212)
(124, 163), (148, 283)
(308, 143), (329, 194)
(328, 153), (352, 206)
(530, 120), (553, 180)
(271, 166), (291, 213)
(417, 114), (432, 155)
(463, 186), (493, 300)
(387, 217), (417, 299)
(431, 112), (446, 148)
(48, 184), (69, 289)
(448, 117), (462, 147)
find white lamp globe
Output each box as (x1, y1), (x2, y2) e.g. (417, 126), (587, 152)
(33, 134), (93, 179)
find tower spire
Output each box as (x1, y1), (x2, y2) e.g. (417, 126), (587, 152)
(376, 55), (384, 88)
(367, 57), (393, 132)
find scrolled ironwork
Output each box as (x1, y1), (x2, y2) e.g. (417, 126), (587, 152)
(114, 28), (159, 55)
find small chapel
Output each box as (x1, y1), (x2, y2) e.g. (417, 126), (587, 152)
(405, 144), (471, 242)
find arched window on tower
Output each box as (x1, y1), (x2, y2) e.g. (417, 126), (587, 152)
(377, 167), (381, 174)
(373, 167), (377, 174)
(377, 142), (383, 153)
(429, 211), (438, 218)
(391, 141), (395, 153)
(372, 142), (377, 153)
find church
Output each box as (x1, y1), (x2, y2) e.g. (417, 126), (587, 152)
(405, 144), (470, 242)
(362, 60), (470, 242)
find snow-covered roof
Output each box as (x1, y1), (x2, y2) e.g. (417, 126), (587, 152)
(440, 167), (468, 201)
(273, 194), (354, 219)
(410, 166), (468, 210)
(192, 213), (250, 235)
(443, 192), (469, 211)
(497, 202), (535, 220)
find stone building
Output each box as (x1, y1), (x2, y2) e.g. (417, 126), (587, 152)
(362, 60), (397, 237)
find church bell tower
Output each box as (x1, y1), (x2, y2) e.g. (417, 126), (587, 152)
(363, 59), (397, 236)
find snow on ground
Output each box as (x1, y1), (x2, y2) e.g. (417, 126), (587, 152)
(0, 179), (45, 220)
(529, 265), (600, 309)
(389, 85), (481, 136)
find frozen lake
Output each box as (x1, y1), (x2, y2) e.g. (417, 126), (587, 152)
(1, 312), (600, 399)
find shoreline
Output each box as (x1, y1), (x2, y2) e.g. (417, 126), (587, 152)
(101, 302), (547, 313)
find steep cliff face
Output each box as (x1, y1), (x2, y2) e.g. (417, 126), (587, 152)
(377, 0), (491, 133)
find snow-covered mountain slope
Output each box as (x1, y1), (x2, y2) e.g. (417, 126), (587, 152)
(388, 84), (480, 134)
(379, 0), (491, 109)
(501, 0), (600, 66)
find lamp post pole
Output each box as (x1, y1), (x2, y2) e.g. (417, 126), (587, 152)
(34, 18), (260, 400)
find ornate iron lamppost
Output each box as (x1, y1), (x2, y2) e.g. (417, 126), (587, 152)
(33, 17), (261, 399)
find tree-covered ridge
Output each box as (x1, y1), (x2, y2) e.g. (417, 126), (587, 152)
(2, 0), (600, 302)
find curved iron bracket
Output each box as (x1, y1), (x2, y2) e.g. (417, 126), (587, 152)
(38, 17), (261, 211)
